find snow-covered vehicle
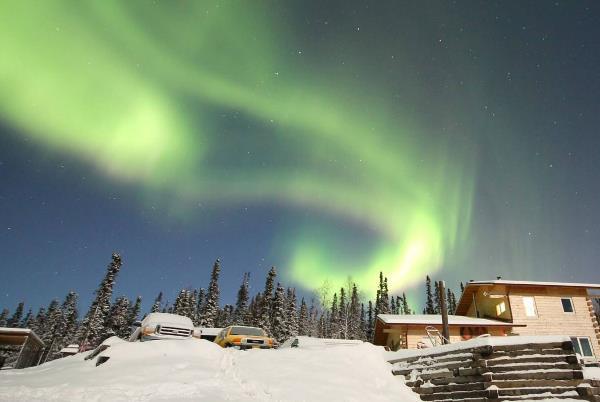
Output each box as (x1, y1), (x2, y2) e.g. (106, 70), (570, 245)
(129, 313), (194, 342)
(214, 326), (275, 349)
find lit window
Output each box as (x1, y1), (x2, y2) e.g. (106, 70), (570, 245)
(496, 301), (506, 316)
(523, 296), (537, 317)
(571, 337), (594, 357)
(561, 298), (574, 313)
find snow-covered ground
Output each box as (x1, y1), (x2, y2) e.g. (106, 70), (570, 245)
(0, 339), (420, 402)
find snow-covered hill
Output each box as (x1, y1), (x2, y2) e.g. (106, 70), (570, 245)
(0, 339), (420, 402)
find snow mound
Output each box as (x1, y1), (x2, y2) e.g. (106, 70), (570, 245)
(0, 339), (419, 402)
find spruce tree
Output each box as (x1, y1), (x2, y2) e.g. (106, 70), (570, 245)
(434, 281), (441, 314)
(390, 296), (397, 315)
(150, 292), (163, 313)
(173, 289), (188, 316)
(258, 267), (276, 334)
(20, 309), (33, 328)
(105, 296), (131, 339)
(308, 298), (318, 337)
(8, 302), (24, 328)
(60, 291), (79, 348)
(42, 299), (63, 361)
(270, 283), (287, 342)
(285, 288), (298, 339)
(249, 293), (262, 327)
(359, 303), (366, 341)
(0, 308), (9, 327)
(195, 288), (205, 326)
(348, 284), (361, 339)
(31, 307), (46, 337)
(298, 297), (308, 336)
(329, 292), (339, 339)
(233, 273), (250, 325)
(402, 292), (411, 314)
(338, 288), (348, 339)
(128, 296), (142, 326)
(201, 259), (221, 327)
(424, 275), (435, 314)
(78, 253), (123, 348)
(460, 282), (465, 294)
(366, 300), (374, 342)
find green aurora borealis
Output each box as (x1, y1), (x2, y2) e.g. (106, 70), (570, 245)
(1, 2), (479, 295)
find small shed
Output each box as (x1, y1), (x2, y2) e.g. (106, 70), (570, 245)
(0, 327), (45, 369)
(58, 344), (80, 357)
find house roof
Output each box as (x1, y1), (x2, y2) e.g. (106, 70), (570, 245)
(455, 279), (600, 315)
(377, 314), (520, 327)
(0, 327), (44, 346)
(465, 279), (600, 289)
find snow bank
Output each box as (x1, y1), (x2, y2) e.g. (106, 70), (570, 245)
(0, 339), (419, 402)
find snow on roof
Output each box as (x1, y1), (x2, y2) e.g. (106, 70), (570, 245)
(466, 279), (600, 289)
(377, 314), (519, 327)
(0, 327), (44, 345)
(59, 346), (79, 354)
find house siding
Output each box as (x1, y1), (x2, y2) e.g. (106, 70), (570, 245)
(507, 287), (600, 358)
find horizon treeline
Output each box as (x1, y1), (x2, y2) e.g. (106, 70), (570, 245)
(0, 253), (464, 364)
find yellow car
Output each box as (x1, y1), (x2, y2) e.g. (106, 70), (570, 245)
(214, 326), (275, 349)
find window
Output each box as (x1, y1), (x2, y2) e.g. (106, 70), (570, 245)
(561, 298), (574, 313)
(571, 337), (594, 357)
(496, 301), (506, 316)
(523, 296), (537, 317)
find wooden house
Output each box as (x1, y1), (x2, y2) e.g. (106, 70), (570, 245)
(455, 279), (600, 359)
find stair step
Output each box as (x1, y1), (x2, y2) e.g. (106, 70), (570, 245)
(485, 354), (578, 366)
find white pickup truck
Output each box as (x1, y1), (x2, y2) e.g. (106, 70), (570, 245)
(129, 313), (195, 342)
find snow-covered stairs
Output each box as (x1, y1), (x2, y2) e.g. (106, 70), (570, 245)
(389, 339), (600, 401)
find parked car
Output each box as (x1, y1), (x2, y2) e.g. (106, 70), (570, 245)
(214, 326), (275, 349)
(129, 313), (194, 342)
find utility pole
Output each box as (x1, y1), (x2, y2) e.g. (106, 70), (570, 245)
(438, 281), (450, 344)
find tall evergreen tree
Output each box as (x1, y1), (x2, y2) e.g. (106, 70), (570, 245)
(460, 282), (465, 294)
(348, 284), (361, 339)
(434, 281), (441, 314)
(233, 273), (250, 325)
(105, 296), (131, 339)
(308, 298), (318, 337)
(366, 300), (374, 342)
(20, 309), (33, 328)
(298, 297), (309, 336)
(150, 292), (163, 313)
(8, 302), (24, 328)
(338, 288), (348, 339)
(329, 292), (339, 338)
(128, 296), (142, 326)
(195, 288), (205, 326)
(201, 259), (221, 327)
(249, 293), (262, 327)
(446, 288), (457, 315)
(31, 307), (46, 337)
(402, 292), (411, 315)
(0, 308), (9, 327)
(78, 253), (123, 348)
(173, 289), (190, 317)
(375, 272), (390, 317)
(424, 275), (435, 314)
(60, 291), (79, 348)
(359, 303), (366, 341)
(41, 299), (63, 361)
(258, 267), (276, 334)
(390, 297), (397, 315)
(271, 283), (287, 342)
(285, 288), (298, 339)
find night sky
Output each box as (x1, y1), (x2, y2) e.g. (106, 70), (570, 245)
(1, 1), (600, 312)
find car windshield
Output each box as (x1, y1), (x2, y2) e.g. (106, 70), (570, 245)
(230, 326), (265, 336)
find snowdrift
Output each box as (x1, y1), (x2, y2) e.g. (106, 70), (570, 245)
(0, 338), (419, 402)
